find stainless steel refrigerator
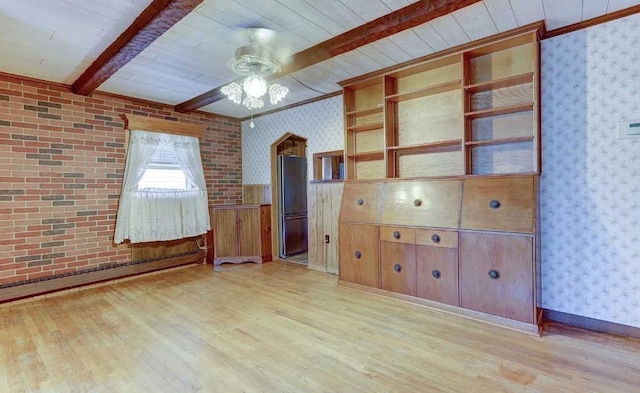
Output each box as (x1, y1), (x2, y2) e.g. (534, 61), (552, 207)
(277, 155), (308, 257)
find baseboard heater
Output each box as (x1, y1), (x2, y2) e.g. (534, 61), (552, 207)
(0, 251), (204, 304)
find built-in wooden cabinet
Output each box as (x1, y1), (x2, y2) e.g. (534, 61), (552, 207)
(338, 176), (540, 334)
(337, 23), (543, 334)
(212, 205), (272, 266)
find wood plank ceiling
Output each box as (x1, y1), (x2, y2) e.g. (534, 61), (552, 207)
(1, 0), (639, 119)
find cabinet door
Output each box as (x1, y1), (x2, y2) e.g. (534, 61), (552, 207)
(380, 241), (416, 296)
(459, 232), (534, 323)
(214, 208), (238, 258)
(339, 183), (383, 223)
(238, 207), (260, 257)
(339, 223), (379, 287)
(416, 246), (458, 306)
(380, 180), (462, 228)
(461, 177), (534, 233)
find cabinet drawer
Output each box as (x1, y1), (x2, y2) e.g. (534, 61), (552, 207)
(339, 182), (383, 223)
(459, 232), (534, 323)
(379, 226), (416, 244)
(416, 245), (459, 306)
(461, 177), (535, 233)
(380, 180), (462, 228)
(380, 241), (416, 296)
(416, 228), (458, 248)
(339, 223), (379, 287)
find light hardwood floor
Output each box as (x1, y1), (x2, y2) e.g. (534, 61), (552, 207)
(1, 261), (639, 392)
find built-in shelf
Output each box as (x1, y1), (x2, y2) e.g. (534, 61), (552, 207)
(465, 135), (533, 147)
(387, 139), (462, 155)
(345, 106), (384, 117)
(347, 151), (385, 161)
(346, 122), (384, 132)
(464, 73), (533, 93)
(386, 80), (461, 102)
(465, 103), (534, 120)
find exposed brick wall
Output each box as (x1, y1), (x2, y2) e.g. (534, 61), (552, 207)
(0, 73), (242, 286)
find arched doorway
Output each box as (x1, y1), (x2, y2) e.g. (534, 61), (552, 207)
(270, 133), (308, 264)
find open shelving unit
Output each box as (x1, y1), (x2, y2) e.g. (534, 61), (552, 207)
(339, 24), (541, 181)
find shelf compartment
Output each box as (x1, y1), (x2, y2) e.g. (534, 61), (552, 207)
(465, 103), (533, 120)
(344, 80), (383, 113)
(386, 80), (461, 102)
(468, 141), (534, 175)
(466, 41), (535, 85)
(470, 110), (533, 141)
(393, 150), (464, 178)
(465, 136), (533, 147)
(346, 153), (385, 180)
(464, 72), (533, 93)
(388, 139), (462, 155)
(345, 106), (384, 117)
(468, 81), (533, 112)
(391, 89), (463, 147)
(346, 122), (384, 133)
(347, 151), (384, 161)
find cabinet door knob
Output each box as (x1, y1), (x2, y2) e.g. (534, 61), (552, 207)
(489, 199), (501, 209)
(432, 269), (441, 279)
(354, 251), (362, 259)
(431, 234), (440, 243)
(488, 269), (500, 280)
(393, 264), (402, 272)
(357, 198), (364, 206)
(413, 199), (422, 207)
(393, 231), (401, 239)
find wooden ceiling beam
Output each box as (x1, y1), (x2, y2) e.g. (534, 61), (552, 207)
(71, 0), (203, 96)
(174, 0), (481, 113)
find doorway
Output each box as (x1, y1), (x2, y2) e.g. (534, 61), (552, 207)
(270, 133), (308, 265)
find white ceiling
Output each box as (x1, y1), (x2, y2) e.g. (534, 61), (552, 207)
(0, 0), (639, 119)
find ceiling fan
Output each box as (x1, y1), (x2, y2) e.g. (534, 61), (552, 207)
(220, 27), (290, 114)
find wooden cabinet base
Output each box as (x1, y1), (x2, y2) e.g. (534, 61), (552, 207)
(214, 255), (272, 266)
(338, 279), (542, 336)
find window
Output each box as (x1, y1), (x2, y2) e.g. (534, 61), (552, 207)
(137, 144), (194, 190)
(114, 130), (210, 244)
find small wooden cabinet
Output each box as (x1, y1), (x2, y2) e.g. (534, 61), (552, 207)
(212, 205), (272, 266)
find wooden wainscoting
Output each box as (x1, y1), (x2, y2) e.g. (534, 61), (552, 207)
(243, 184), (272, 205)
(130, 236), (202, 262)
(308, 182), (344, 274)
(0, 237), (205, 304)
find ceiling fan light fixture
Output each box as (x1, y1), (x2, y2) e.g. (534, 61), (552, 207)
(221, 31), (288, 111)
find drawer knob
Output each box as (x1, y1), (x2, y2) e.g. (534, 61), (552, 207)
(413, 199), (422, 207)
(431, 234), (440, 243)
(393, 264), (402, 272)
(488, 269), (500, 280)
(354, 251), (362, 259)
(489, 199), (501, 209)
(393, 231), (401, 239)
(357, 198), (364, 206)
(432, 269), (441, 279)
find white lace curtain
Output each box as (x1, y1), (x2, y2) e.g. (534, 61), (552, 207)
(114, 130), (210, 244)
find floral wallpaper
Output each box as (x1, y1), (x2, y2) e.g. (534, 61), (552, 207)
(541, 14), (640, 327)
(241, 95), (344, 184)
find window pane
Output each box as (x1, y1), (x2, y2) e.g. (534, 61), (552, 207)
(138, 168), (187, 190)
